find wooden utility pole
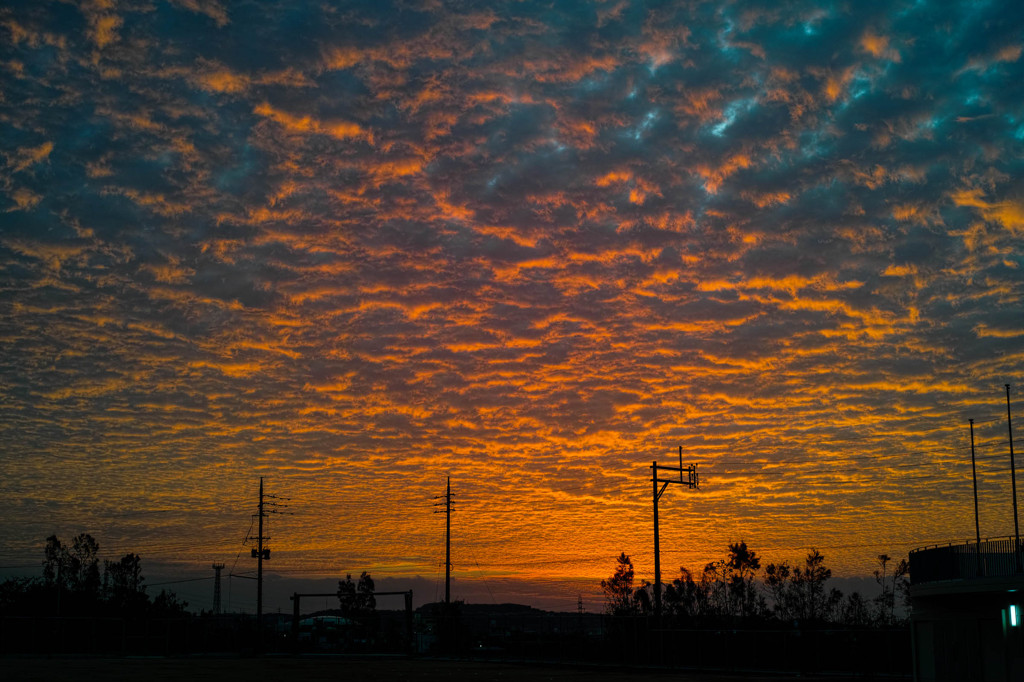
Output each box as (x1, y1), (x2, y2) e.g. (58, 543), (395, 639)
(257, 477), (265, 645)
(249, 477), (286, 651)
(651, 446), (699, 618)
(445, 477), (452, 605)
(434, 477), (455, 604)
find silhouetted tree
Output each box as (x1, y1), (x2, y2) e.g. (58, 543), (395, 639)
(38, 535), (186, 618)
(790, 549), (831, 623)
(633, 580), (653, 615)
(42, 533), (102, 613)
(874, 554), (910, 624)
(103, 552), (146, 612)
(601, 552), (637, 616)
(726, 541), (764, 618)
(763, 560), (794, 621)
(700, 559), (730, 617)
(43, 535), (70, 589)
(337, 571), (376, 617)
(841, 591), (872, 627)
(826, 587), (844, 623)
(151, 588), (188, 617)
(0, 576), (45, 617)
(664, 567), (707, 621)
(69, 533), (102, 594)
(896, 559), (912, 617)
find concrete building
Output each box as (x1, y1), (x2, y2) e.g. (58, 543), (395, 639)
(910, 537), (1024, 681)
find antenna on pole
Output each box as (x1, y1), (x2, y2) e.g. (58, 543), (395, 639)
(651, 446), (700, 620)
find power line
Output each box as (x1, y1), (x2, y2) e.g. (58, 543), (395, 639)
(147, 576), (214, 587)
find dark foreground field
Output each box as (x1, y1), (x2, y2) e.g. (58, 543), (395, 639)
(2, 656), (904, 682)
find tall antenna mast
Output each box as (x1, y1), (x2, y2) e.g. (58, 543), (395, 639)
(212, 563), (225, 615)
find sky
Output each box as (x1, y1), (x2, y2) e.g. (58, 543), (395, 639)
(1, 0), (1023, 614)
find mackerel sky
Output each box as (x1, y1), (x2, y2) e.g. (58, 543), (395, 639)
(2, 0), (1023, 609)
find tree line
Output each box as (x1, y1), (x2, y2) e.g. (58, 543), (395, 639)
(1, 533), (188, 618)
(601, 542), (909, 627)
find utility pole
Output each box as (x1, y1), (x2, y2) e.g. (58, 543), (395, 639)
(969, 419), (981, 575)
(1008, 384), (1020, 571)
(250, 477), (288, 651)
(212, 563), (225, 615)
(652, 446), (699, 619)
(446, 477), (451, 605)
(434, 477), (455, 604)
(433, 478), (456, 652)
(256, 477), (265, 646)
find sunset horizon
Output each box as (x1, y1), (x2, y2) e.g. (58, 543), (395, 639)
(2, 0), (1023, 617)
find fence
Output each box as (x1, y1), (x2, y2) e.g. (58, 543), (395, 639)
(910, 537), (1024, 584)
(0, 611), (912, 676)
(0, 614), (253, 656)
(431, 611), (910, 676)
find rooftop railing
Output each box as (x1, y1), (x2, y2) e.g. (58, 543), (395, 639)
(909, 536), (1024, 585)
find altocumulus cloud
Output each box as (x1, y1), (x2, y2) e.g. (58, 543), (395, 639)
(0, 0), (1022, 605)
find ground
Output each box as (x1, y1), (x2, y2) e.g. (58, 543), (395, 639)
(1, 656), (908, 682)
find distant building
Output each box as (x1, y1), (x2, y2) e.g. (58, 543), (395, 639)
(910, 538), (1024, 681)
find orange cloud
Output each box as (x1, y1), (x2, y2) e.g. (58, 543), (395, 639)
(974, 324), (1024, 339)
(957, 44), (1023, 76)
(675, 88), (724, 122)
(860, 30), (900, 62)
(188, 359), (269, 378)
(695, 153), (752, 194)
(741, 190), (791, 208)
(169, 0), (230, 27)
(952, 188), (1024, 235)
(891, 203), (941, 226)
(6, 141), (53, 172)
(90, 13), (122, 50)
(7, 188), (42, 212)
(369, 156), (426, 181)
(253, 102), (370, 143)
(321, 47), (360, 73)
(197, 68), (249, 94)
(595, 170), (632, 187)
(526, 54), (620, 84)
(106, 188), (191, 217)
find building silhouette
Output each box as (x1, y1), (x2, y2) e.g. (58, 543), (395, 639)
(910, 538), (1024, 681)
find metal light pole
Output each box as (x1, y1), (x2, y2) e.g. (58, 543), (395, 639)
(970, 419), (981, 575)
(1007, 385), (1020, 571)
